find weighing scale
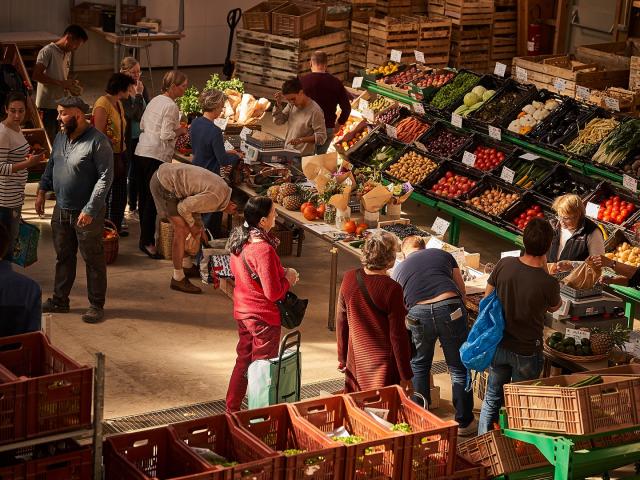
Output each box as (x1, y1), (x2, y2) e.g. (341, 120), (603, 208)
(241, 132), (300, 164)
(546, 290), (627, 333)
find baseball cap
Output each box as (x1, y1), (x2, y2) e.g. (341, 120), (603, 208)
(55, 96), (91, 114)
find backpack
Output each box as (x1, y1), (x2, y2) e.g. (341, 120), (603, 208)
(459, 290), (505, 390)
(0, 64), (28, 111)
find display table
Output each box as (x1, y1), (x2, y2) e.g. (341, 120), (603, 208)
(0, 31), (58, 47)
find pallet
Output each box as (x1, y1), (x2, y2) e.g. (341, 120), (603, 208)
(376, 0), (412, 16)
(411, 0), (427, 14)
(444, 0), (493, 25)
(427, 0), (445, 16)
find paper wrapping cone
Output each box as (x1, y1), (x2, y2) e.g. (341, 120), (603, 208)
(329, 176), (353, 211)
(362, 184), (393, 212)
(388, 183), (414, 205)
(302, 152), (338, 194)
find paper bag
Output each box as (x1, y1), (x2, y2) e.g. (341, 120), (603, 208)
(302, 152), (337, 194)
(362, 184), (393, 212)
(562, 261), (601, 289)
(329, 176), (353, 211)
(388, 182), (414, 205)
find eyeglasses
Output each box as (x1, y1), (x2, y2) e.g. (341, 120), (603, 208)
(557, 214), (577, 222)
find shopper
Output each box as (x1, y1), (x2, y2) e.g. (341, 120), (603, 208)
(225, 196), (298, 412)
(300, 51), (351, 154)
(548, 193), (604, 273)
(478, 218), (562, 434)
(0, 93), (46, 260)
(150, 162), (236, 294)
(135, 71), (189, 259)
(120, 57), (150, 218)
(93, 73), (135, 236)
(191, 89), (241, 238)
(392, 236), (475, 434)
(337, 231), (413, 393)
(273, 77), (327, 157)
(0, 224), (41, 335)
(36, 96), (114, 324)
(32, 25), (88, 143)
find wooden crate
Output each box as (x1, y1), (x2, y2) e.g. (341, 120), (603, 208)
(576, 39), (640, 71)
(491, 35), (517, 60)
(444, 0), (493, 25)
(367, 15), (422, 65)
(493, 1), (517, 36)
(418, 15), (452, 68)
(449, 23), (491, 71)
(326, 18), (350, 29)
(427, 0), (445, 16)
(351, 3), (377, 21)
(631, 55), (640, 90)
(376, 0), (412, 16)
(411, 0), (427, 14)
(587, 87), (640, 116)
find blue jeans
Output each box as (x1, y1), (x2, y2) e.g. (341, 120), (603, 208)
(0, 206), (21, 261)
(478, 346), (544, 434)
(407, 298), (474, 427)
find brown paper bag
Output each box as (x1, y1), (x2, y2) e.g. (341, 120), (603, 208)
(562, 261), (601, 289)
(362, 185), (393, 212)
(329, 176), (353, 211)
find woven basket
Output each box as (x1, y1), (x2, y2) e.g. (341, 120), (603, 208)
(157, 220), (174, 260)
(273, 224), (293, 256)
(103, 220), (119, 265)
(543, 343), (609, 363)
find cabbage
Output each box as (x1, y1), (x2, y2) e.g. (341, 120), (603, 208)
(482, 90), (495, 102)
(464, 92), (480, 107)
(472, 86), (487, 97)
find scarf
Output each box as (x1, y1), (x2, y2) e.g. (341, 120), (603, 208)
(249, 226), (280, 250)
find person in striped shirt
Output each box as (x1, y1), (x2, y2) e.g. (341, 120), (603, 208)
(0, 92), (46, 260)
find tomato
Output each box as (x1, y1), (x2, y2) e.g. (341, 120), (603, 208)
(603, 215), (611, 222)
(537, 212), (544, 218)
(616, 214), (624, 224)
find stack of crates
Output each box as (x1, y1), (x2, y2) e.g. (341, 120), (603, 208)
(444, 0), (494, 72)
(491, 0), (517, 70)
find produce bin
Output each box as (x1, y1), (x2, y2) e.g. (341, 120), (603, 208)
(384, 145), (443, 187)
(427, 70), (481, 112)
(560, 111), (626, 162)
(502, 374), (640, 435)
(232, 404), (344, 480)
(347, 132), (404, 170)
(445, 72), (506, 115)
(528, 99), (597, 151)
(467, 79), (536, 132)
(604, 228), (640, 269)
(25, 439), (92, 480)
(452, 134), (517, 174)
(242, 1), (289, 32)
(291, 395), (404, 480)
(104, 426), (215, 480)
(346, 385), (458, 479)
(271, 4), (323, 38)
(446, 455), (487, 480)
(584, 182), (640, 231)
(586, 117), (640, 174)
(499, 155), (557, 192)
(387, 115), (434, 144)
(462, 176), (523, 223)
(533, 164), (603, 206)
(420, 160), (483, 205)
(416, 121), (473, 159)
(501, 193), (553, 234)
(0, 332), (92, 442)
(404, 68), (457, 103)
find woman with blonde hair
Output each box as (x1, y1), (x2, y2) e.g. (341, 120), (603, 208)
(336, 231), (413, 393)
(134, 70), (189, 259)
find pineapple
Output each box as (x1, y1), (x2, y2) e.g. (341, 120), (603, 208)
(282, 194), (304, 211)
(279, 183), (297, 197)
(590, 332), (614, 355)
(267, 185), (280, 201)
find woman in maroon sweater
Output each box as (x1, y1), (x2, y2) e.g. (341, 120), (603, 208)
(225, 196), (298, 412)
(337, 231), (413, 393)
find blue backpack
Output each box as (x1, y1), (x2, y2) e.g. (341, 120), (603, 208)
(460, 290), (505, 390)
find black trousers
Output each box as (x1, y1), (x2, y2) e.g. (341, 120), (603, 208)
(136, 155), (162, 248)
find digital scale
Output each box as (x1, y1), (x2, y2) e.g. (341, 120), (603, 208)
(546, 291), (627, 334)
(241, 132), (300, 164)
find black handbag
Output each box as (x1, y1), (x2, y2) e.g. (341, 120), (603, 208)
(242, 251), (308, 329)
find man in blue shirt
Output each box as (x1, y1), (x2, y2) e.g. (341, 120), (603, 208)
(35, 96), (114, 324)
(0, 224), (41, 335)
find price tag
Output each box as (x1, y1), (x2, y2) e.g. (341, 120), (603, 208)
(494, 62), (507, 77)
(415, 141), (427, 152)
(414, 50), (425, 63)
(558, 298), (571, 316)
(501, 250), (521, 258)
(363, 108), (375, 122)
(520, 152), (540, 161)
(390, 49), (402, 63)
(451, 113), (463, 128)
(462, 151), (476, 167)
(515, 66), (528, 83)
(565, 328), (590, 341)
(240, 140), (248, 154)
(413, 102), (425, 115)
(500, 166), (515, 184)
(488, 125), (502, 141)
(604, 96), (620, 111)
(385, 124), (397, 139)
(359, 98), (369, 111)
(553, 77), (566, 92)
(585, 201), (600, 219)
(451, 248), (465, 267)
(623, 174), (638, 192)
(576, 85), (590, 100)
(240, 127), (252, 141)
(352, 76), (363, 89)
(426, 236), (444, 249)
(224, 140), (234, 151)
(213, 117), (228, 131)
(431, 217), (450, 236)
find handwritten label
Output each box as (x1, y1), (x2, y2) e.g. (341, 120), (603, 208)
(520, 152), (540, 161)
(352, 76), (363, 89)
(500, 166), (515, 184)
(359, 98), (369, 111)
(515, 66), (528, 83)
(462, 151), (476, 167)
(489, 125), (502, 141)
(414, 50), (425, 63)
(585, 202), (600, 219)
(494, 62), (507, 77)
(451, 113), (463, 128)
(413, 102), (425, 114)
(623, 174), (638, 193)
(240, 127), (252, 140)
(213, 118), (228, 131)
(576, 85), (590, 100)
(362, 108), (375, 122)
(553, 77), (566, 92)
(558, 298), (571, 316)
(501, 250), (521, 258)
(565, 328), (590, 341)
(431, 217), (450, 236)
(426, 236), (444, 249)
(385, 124), (398, 139)
(604, 96), (620, 111)
(415, 141), (427, 152)
(390, 49), (402, 63)
(224, 140), (234, 151)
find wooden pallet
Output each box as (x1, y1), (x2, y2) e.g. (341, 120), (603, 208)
(418, 15), (451, 66)
(376, 0), (412, 16)
(451, 23), (492, 41)
(411, 0), (427, 14)
(493, 10), (517, 36)
(444, 0), (493, 25)
(427, 0), (445, 16)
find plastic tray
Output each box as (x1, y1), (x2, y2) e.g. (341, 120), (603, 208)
(502, 89), (567, 140)
(453, 134), (517, 174)
(533, 164), (603, 206)
(419, 160), (484, 204)
(446, 455), (488, 480)
(25, 439), (92, 480)
(383, 145), (444, 187)
(528, 99), (597, 150)
(347, 132), (404, 170)
(498, 155), (557, 192)
(404, 68), (457, 103)
(500, 193), (552, 234)
(462, 177), (524, 222)
(427, 70), (482, 113)
(388, 114), (434, 144)
(584, 182), (640, 231)
(445, 73), (507, 115)
(416, 121), (473, 159)
(468, 79), (537, 132)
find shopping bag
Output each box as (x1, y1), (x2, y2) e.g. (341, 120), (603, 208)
(199, 238), (233, 285)
(12, 220), (39, 267)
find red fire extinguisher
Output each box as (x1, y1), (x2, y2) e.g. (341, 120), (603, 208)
(528, 22), (543, 56)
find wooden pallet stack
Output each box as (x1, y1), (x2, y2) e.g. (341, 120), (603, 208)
(491, 0), (517, 69)
(366, 15), (422, 68)
(411, 0), (427, 14)
(348, 0), (377, 21)
(418, 15), (452, 68)
(427, 0), (445, 16)
(350, 20), (369, 77)
(376, 0), (412, 16)
(234, 28), (349, 98)
(444, 0), (494, 72)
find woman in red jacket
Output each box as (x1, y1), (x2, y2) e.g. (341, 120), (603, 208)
(225, 196), (298, 412)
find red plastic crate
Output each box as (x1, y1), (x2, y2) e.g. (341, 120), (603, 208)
(447, 455), (487, 480)
(170, 413), (280, 480)
(104, 426), (216, 480)
(291, 395), (404, 480)
(346, 385), (458, 479)
(25, 441), (92, 480)
(0, 333), (93, 442)
(232, 403), (345, 480)
(0, 462), (26, 480)
(0, 363), (25, 445)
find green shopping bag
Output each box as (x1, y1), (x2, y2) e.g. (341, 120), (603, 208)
(13, 220), (39, 267)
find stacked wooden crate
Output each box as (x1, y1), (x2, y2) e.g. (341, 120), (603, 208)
(350, 19), (369, 77)
(348, 0), (377, 21)
(631, 56), (640, 91)
(366, 15), (422, 68)
(491, 0), (517, 68)
(418, 15), (452, 68)
(235, 28), (349, 98)
(376, 0), (412, 16)
(411, 0), (427, 14)
(444, 0), (494, 72)
(427, 0), (445, 16)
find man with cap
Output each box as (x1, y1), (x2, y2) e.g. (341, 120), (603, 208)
(36, 96), (114, 324)
(150, 162), (236, 294)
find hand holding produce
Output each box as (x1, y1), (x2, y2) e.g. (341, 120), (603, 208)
(597, 195), (636, 225)
(424, 129), (467, 157)
(507, 99), (560, 135)
(564, 117), (619, 157)
(387, 151), (438, 184)
(394, 117), (430, 143)
(430, 171), (477, 199)
(472, 146), (505, 171)
(453, 85), (496, 118)
(512, 204), (545, 230)
(429, 72), (480, 109)
(593, 119), (640, 166)
(466, 187), (519, 216)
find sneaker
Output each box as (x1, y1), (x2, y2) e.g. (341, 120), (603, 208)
(458, 418), (478, 437)
(183, 265), (200, 278)
(42, 298), (69, 313)
(170, 277), (202, 294)
(82, 306), (105, 324)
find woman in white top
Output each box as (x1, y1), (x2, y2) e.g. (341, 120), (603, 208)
(134, 71), (188, 259)
(0, 93), (45, 260)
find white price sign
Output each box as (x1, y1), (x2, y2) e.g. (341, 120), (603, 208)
(413, 102), (425, 115)
(462, 151), (476, 167)
(500, 166), (515, 184)
(426, 236), (444, 249)
(520, 152), (540, 161)
(623, 174), (638, 193)
(352, 76), (363, 89)
(576, 85), (590, 100)
(240, 140), (248, 155)
(363, 108), (375, 122)
(415, 141), (427, 152)
(359, 98), (369, 111)
(489, 125), (502, 141)
(414, 50), (425, 63)
(213, 117), (228, 131)
(553, 77), (566, 92)
(558, 298), (571, 316)
(451, 113), (463, 128)
(451, 248), (465, 267)
(494, 62), (507, 77)
(501, 250), (521, 258)
(385, 124), (398, 139)
(239, 127), (252, 140)
(431, 217), (450, 236)
(604, 96), (620, 111)
(224, 140), (234, 151)
(585, 202), (600, 219)
(515, 66), (528, 83)
(565, 328), (590, 342)
(390, 49), (402, 63)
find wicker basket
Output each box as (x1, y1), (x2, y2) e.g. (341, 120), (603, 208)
(157, 220), (174, 260)
(271, 4), (323, 38)
(242, 0), (289, 33)
(543, 343), (609, 363)
(103, 220), (119, 265)
(273, 224), (294, 256)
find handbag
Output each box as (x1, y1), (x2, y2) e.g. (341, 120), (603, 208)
(241, 250), (307, 329)
(12, 220), (40, 267)
(200, 236), (233, 287)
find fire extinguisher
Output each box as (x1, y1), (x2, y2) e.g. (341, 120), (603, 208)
(528, 22), (543, 55)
